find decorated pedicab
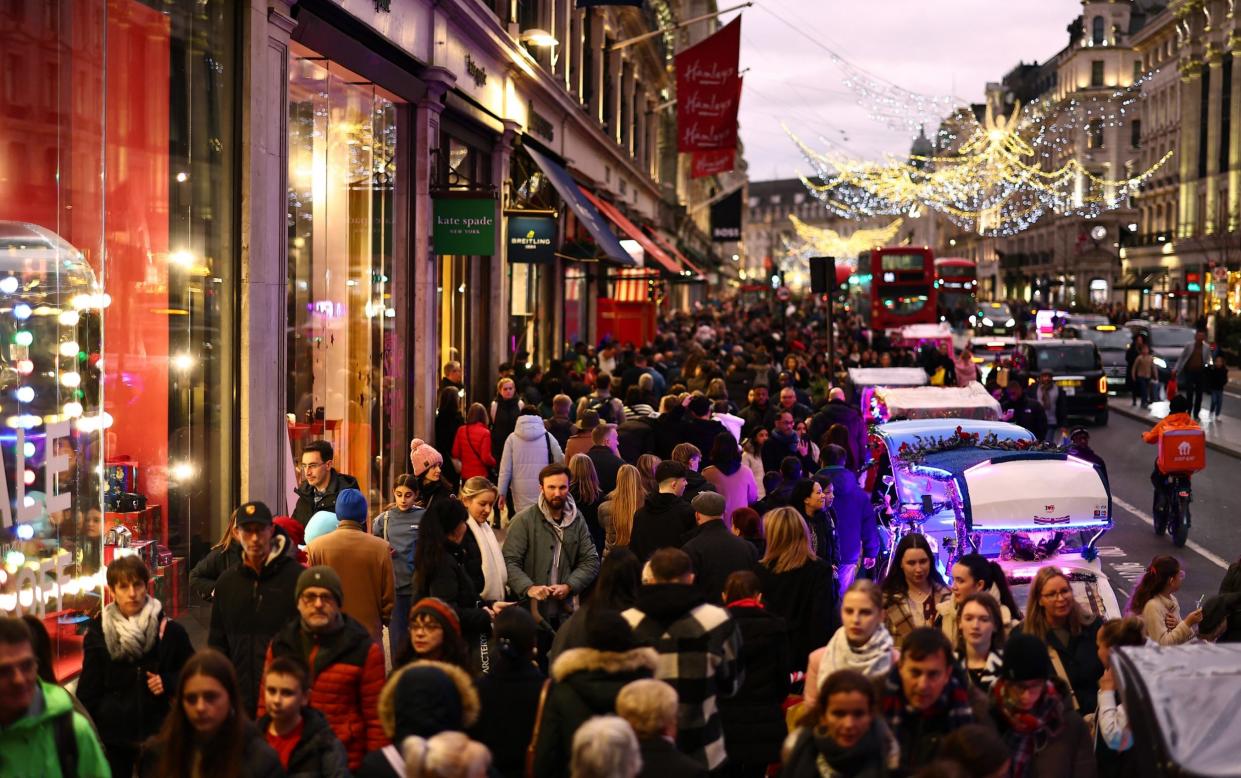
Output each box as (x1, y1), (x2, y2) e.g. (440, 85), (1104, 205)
(846, 367), (927, 421)
(868, 381), (1003, 423)
(873, 418), (1123, 622)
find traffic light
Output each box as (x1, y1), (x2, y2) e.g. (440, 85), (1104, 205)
(810, 256), (836, 294)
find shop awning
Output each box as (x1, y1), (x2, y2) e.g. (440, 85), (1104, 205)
(650, 228), (706, 278)
(523, 145), (635, 267)
(578, 188), (683, 275)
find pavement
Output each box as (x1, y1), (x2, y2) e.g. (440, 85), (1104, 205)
(1108, 393), (1241, 459)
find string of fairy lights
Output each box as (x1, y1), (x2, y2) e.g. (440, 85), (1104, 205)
(778, 215), (905, 288)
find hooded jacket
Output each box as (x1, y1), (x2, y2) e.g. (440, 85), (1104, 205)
(188, 541), (243, 602)
(413, 538), (492, 638)
(0, 680), (111, 778)
(356, 661), (480, 778)
(255, 706), (350, 778)
(816, 465), (881, 566)
(503, 495), (600, 615)
(623, 584), (743, 770)
(629, 492), (697, 561)
(531, 646), (659, 778)
(292, 470), (361, 526)
(497, 414), (565, 514)
(262, 613), (387, 770)
(809, 399), (868, 470)
(718, 602), (791, 769)
(208, 532), (304, 715)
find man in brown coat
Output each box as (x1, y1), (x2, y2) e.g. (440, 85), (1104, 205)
(307, 488), (394, 641)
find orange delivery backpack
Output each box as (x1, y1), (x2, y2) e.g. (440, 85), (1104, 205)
(1156, 427), (1206, 474)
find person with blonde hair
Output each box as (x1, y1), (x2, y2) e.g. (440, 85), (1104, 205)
(635, 454), (661, 495)
(569, 716), (643, 778)
(616, 679), (706, 777)
(755, 507), (836, 671)
(804, 579), (895, 706)
(459, 477), (507, 602)
(569, 454), (606, 557)
(598, 464), (644, 556)
(402, 731), (492, 778)
(1011, 566), (1104, 714)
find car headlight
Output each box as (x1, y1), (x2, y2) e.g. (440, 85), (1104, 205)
(1006, 318), (1016, 327)
(1153, 356), (1167, 369)
(969, 315), (977, 325)
(982, 317), (994, 327)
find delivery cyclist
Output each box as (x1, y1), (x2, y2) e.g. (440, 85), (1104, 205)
(1141, 394), (1201, 532)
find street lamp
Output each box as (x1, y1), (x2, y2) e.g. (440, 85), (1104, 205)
(519, 28), (559, 69)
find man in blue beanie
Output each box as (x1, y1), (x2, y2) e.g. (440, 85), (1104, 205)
(307, 487), (395, 642)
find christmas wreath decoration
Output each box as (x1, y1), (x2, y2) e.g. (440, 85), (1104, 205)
(894, 426), (1065, 465)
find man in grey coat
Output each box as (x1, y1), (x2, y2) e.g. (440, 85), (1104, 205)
(502, 463), (600, 628)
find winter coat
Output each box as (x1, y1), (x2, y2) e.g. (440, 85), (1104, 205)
(622, 583), (743, 770)
(413, 539), (492, 639)
(262, 613), (388, 770)
(435, 408), (464, 476)
(531, 646), (659, 778)
(739, 402), (774, 440)
(637, 737), (709, 778)
(808, 400), (868, 470)
(629, 492), (697, 561)
(208, 533), (304, 715)
(1012, 618), (1105, 715)
(0, 680), (110, 778)
(256, 706), (350, 778)
(470, 662), (546, 778)
(503, 496), (601, 613)
(586, 445), (625, 495)
(1174, 339), (1214, 378)
(188, 542), (243, 601)
(371, 506), (422, 596)
(762, 431), (815, 475)
(570, 483), (605, 558)
(564, 430), (594, 463)
(681, 519), (759, 605)
(990, 688), (1096, 778)
(681, 469), (717, 503)
(719, 603), (791, 769)
(884, 584), (952, 646)
(77, 607), (195, 756)
(308, 520), (395, 642)
(452, 421), (497, 481)
(702, 461), (758, 527)
(545, 416), (576, 451)
(617, 418), (657, 463)
(292, 469), (361, 526)
(816, 466), (880, 565)
(497, 415), (564, 514)
(781, 722), (897, 778)
(491, 396), (524, 461)
(757, 559), (838, 672)
(679, 417), (731, 466)
(357, 661), (481, 778)
(137, 720), (284, 778)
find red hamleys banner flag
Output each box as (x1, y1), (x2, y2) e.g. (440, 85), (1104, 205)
(676, 18), (742, 152)
(690, 148), (736, 178)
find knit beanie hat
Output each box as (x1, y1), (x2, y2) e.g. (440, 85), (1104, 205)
(335, 488), (368, 522)
(393, 665), (464, 739)
(410, 439), (444, 477)
(304, 511), (339, 543)
(296, 565), (344, 605)
(1000, 633), (1053, 682)
(409, 597), (462, 637)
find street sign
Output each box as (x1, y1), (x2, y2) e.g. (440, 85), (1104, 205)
(775, 286), (791, 302)
(1213, 266), (1228, 283)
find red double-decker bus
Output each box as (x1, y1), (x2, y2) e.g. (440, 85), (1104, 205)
(934, 257), (977, 328)
(855, 246), (938, 330)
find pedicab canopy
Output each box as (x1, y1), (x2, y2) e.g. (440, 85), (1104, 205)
(871, 382), (1003, 422)
(1113, 643), (1241, 778)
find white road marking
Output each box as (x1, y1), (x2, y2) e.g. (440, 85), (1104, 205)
(1225, 391), (1241, 401)
(1112, 495), (1230, 570)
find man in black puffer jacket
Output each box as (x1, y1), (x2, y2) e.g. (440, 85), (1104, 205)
(208, 501), (304, 715)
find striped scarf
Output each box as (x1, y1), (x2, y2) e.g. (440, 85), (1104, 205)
(992, 680), (1064, 778)
(880, 661), (976, 736)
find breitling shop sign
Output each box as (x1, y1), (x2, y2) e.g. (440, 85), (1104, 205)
(507, 215), (556, 264)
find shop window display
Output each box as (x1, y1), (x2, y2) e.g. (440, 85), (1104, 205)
(287, 44), (400, 506)
(0, 0), (238, 678)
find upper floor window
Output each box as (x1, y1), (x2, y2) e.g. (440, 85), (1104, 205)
(1088, 120), (1105, 149)
(1092, 16), (1106, 45)
(1091, 60), (1105, 87)
(1131, 119), (1141, 148)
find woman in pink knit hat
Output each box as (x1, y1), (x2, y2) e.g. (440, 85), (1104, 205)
(409, 439), (453, 510)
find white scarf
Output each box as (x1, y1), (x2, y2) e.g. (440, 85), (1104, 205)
(102, 597), (162, 661)
(818, 624), (895, 693)
(467, 518), (508, 601)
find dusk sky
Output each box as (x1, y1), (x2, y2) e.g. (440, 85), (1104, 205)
(726, 0), (1085, 181)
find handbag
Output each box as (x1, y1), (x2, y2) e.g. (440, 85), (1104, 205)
(466, 427), (499, 482)
(524, 678), (553, 778)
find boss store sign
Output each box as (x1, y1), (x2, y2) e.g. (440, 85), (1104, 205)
(506, 214), (556, 264)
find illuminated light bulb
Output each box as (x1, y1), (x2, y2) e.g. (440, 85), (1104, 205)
(99, 293), (112, 309)
(18, 415), (40, 429)
(22, 442), (34, 458)
(23, 469), (34, 486)
(12, 304), (31, 320)
(15, 386), (34, 403)
(169, 250), (195, 268)
(0, 277), (18, 294)
(62, 402), (83, 418)
(170, 462), (196, 482)
(16, 360), (32, 374)
(59, 341), (79, 357)
(58, 310), (80, 326)
(5, 549), (26, 567)
(13, 330), (32, 347)
(176, 171), (188, 182)
(171, 353), (196, 372)
(61, 372), (81, 388)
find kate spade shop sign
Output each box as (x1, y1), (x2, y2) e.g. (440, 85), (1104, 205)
(507, 215), (556, 263)
(433, 196), (496, 255)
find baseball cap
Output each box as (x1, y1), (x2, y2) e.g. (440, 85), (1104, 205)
(236, 501), (274, 528)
